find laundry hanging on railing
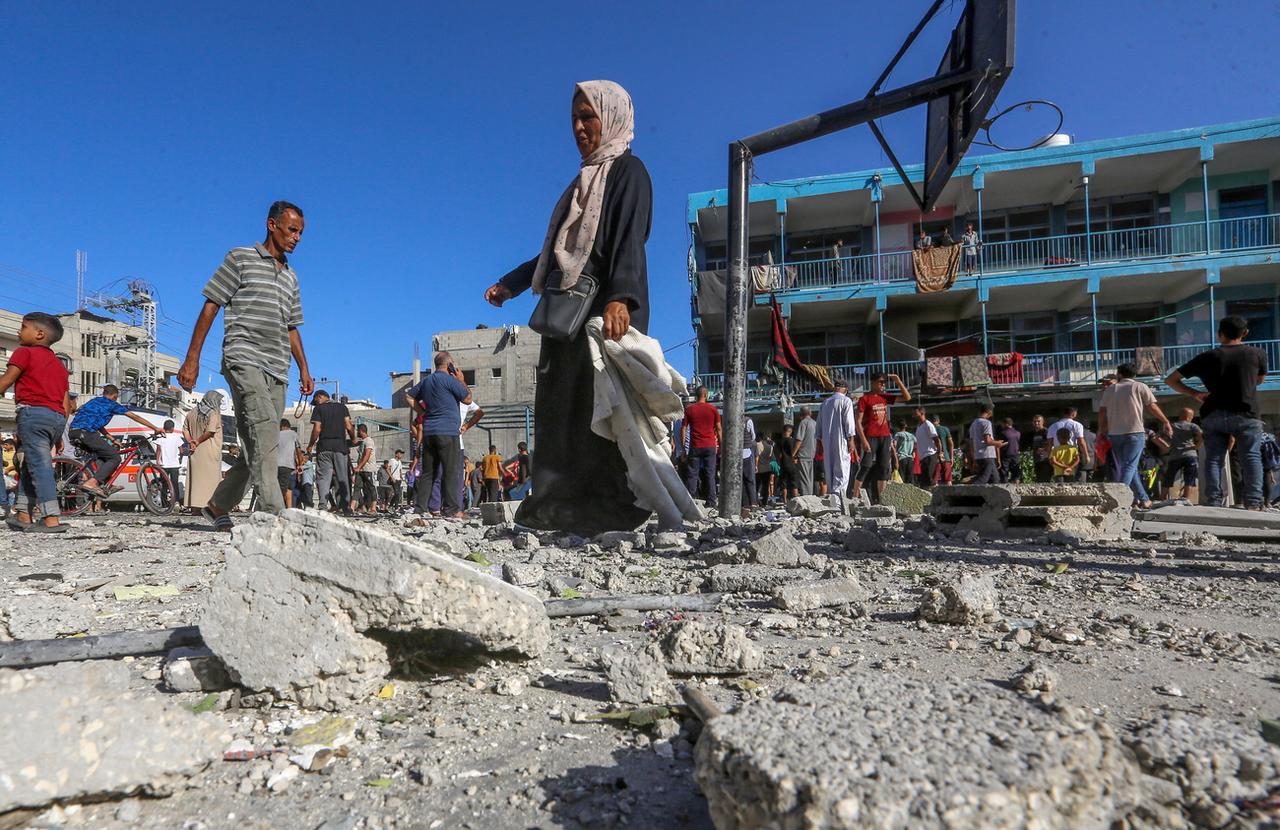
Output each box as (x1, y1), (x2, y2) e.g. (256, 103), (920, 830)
(911, 244), (962, 292)
(986, 352), (1024, 385)
(957, 354), (993, 387)
(925, 356), (954, 388)
(769, 296), (835, 392)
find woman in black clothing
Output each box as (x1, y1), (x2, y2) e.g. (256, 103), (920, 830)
(483, 80), (651, 535)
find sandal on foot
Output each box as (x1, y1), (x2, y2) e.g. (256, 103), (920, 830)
(6, 517), (31, 531)
(23, 522), (67, 533)
(201, 506), (234, 532)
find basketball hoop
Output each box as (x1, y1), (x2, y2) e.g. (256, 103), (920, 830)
(973, 99), (1065, 152)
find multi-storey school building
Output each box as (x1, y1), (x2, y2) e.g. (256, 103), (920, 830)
(687, 117), (1280, 428)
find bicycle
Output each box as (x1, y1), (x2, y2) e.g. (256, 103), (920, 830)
(54, 433), (177, 517)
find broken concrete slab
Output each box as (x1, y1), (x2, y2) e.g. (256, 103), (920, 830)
(4, 594), (95, 640)
(746, 526), (807, 568)
(659, 620), (760, 675)
(200, 510), (550, 709)
(706, 564), (802, 594)
(694, 672), (1162, 830)
(0, 662), (223, 813)
(918, 574), (1000, 625)
(877, 480), (932, 516)
(600, 642), (676, 706)
(501, 562), (545, 588)
(162, 646), (233, 693)
(784, 495), (841, 518)
(1132, 520), (1280, 542)
(1133, 504), (1280, 542)
(481, 500), (520, 525)
(771, 577), (868, 612)
(843, 527), (886, 554)
(928, 483), (1133, 539)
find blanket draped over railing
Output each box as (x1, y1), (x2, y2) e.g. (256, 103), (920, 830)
(912, 244), (962, 292)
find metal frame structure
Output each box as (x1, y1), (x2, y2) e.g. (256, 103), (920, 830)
(718, 0), (1015, 515)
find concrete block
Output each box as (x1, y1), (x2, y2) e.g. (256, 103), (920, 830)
(162, 646), (233, 693)
(918, 574), (1000, 625)
(747, 527), (807, 567)
(0, 662), (223, 813)
(707, 565), (802, 594)
(660, 620), (760, 675)
(481, 500), (520, 525)
(200, 510), (550, 709)
(771, 577), (868, 612)
(694, 673), (1154, 829)
(878, 481), (932, 516)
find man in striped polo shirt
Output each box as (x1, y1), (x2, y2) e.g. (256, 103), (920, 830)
(177, 201), (314, 529)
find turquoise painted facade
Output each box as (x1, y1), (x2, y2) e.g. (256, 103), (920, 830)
(686, 117), (1280, 419)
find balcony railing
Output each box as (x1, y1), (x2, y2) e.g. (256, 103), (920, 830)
(694, 339), (1280, 404)
(765, 213), (1280, 292)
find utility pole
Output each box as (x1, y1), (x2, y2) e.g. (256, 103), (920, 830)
(86, 280), (160, 409)
(75, 250), (87, 311)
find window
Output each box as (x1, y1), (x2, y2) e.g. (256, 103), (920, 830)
(789, 327), (867, 367)
(784, 228), (862, 263)
(462, 369), (476, 386)
(491, 367), (503, 379)
(703, 238), (778, 270)
(80, 334), (98, 359)
(918, 322), (960, 352)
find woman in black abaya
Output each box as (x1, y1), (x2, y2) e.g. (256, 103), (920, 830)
(482, 80), (651, 535)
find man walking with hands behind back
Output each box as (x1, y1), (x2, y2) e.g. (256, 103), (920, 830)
(177, 201), (313, 531)
(1166, 315), (1269, 509)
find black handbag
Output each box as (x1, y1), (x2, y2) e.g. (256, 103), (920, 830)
(527, 269), (599, 341)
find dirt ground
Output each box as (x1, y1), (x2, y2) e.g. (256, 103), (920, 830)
(1, 505), (1278, 829)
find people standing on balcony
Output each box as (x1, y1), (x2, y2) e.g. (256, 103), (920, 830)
(930, 414), (954, 486)
(680, 386), (721, 508)
(1152, 408), (1202, 502)
(968, 403), (1005, 485)
(912, 407), (942, 488)
(961, 223), (981, 276)
(794, 407), (816, 496)
(483, 80), (652, 534)
(1099, 363), (1172, 509)
(856, 371), (911, 504)
(1165, 315), (1269, 509)
(816, 378), (858, 510)
(916, 229), (933, 250)
(1048, 406), (1092, 481)
(893, 420), (916, 484)
(998, 417), (1022, 482)
(938, 227), (955, 247)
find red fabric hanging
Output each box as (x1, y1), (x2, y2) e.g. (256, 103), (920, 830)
(770, 296), (805, 372)
(986, 352), (1024, 385)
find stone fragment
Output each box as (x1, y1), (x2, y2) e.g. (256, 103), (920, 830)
(4, 595), (95, 639)
(660, 621), (760, 675)
(494, 675), (526, 696)
(0, 662), (223, 813)
(162, 646), (234, 693)
(200, 510), (550, 709)
(481, 501), (519, 526)
(1011, 660), (1059, 694)
(595, 530), (642, 549)
(785, 495), (840, 518)
(918, 574), (1000, 625)
(756, 613), (800, 631)
(512, 532), (540, 550)
(877, 481), (932, 516)
(694, 672), (1152, 829)
(707, 565), (799, 594)
(747, 527), (807, 568)
(601, 642), (676, 705)
(699, 544), (749, 566)
(501, 562), (545, 588)
(843, 527), (885, 554)
(772, 577), (868, 612)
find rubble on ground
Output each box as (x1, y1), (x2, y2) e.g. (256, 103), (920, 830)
(1, 492), (1278, 827)
(200, 510), (549, 709)
(928, 482), (1133, 539)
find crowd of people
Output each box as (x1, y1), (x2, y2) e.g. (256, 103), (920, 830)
(673, 315), (1277, 514)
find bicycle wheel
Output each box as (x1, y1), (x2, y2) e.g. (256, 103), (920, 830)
(136, 463), (176, 516)
(52, 458), (93, 516)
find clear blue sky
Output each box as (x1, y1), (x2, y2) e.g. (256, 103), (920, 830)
(1, 0), (1275, 405)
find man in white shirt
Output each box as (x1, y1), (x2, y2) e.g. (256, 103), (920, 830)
(276, 419), (303, 509)
(817, 379), (859, 509)
(1047, 406), (1092, 470)
(153, 418), (186, 509)
(912, 406), (942, 488)
(968, 403), (1005, 485)
(386, 449), (405, 511)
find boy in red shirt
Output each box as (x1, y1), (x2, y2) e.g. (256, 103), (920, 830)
(855, 371), (912, 504)
(0, 313), (71, 532)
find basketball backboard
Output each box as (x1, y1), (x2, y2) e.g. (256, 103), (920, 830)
(922, 0), (1016, 212)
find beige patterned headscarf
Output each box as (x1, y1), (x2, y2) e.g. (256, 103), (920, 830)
(532, 80), (635, 293)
